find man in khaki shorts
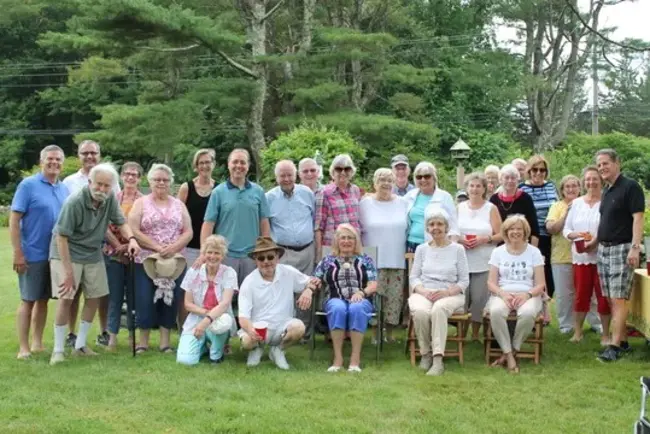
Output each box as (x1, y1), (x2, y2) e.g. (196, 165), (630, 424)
(49, 163), (140, 365)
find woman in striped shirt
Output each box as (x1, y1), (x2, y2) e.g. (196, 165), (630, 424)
(520, 155), (558, 299)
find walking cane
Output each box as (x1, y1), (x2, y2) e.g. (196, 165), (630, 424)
(126, 255), (137, 357)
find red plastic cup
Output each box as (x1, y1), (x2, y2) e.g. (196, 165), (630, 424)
(465, 234), (477, 241)
(575, 238), (586, 253)
(253, 321), (268, 341)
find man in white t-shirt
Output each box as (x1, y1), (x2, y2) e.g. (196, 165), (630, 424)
(238, 237), (315, 369)
(62, 140), (120, 349)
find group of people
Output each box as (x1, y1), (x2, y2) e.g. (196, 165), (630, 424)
(9, 140), (645, 374)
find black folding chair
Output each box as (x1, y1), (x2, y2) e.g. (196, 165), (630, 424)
(126, 258), (137, 357)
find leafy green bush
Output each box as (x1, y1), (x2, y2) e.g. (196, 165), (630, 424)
(0, 210), (9, 227)
(260, 124), (366, 188)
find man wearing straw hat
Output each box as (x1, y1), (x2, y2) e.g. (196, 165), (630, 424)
(49, 163), (141, 365)
(238, 237), (317, 369)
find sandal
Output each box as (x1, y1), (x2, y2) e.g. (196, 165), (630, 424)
(159, 346), (175, 354)
(490, 355), (507, 368)
(135, 346), (148, 354)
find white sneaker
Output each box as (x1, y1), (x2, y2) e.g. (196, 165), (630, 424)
(50, 352), (65, 365)
(268, 346), (290, 370)
(246, 347), (264, 367)
(348, 365), (362, 373)
(419, 354), (433, 371)
(426, 357), (444, 376)
(327, 365), (342, 373)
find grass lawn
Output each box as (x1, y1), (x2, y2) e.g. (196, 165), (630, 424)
(0, 229), (648, 433)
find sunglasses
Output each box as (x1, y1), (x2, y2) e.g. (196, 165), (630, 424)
(531, 167), (547, 174)
(302, 168), (317, 174)
(334, 167), (352, 173)
(256, 254), (276, 262)
(415, 174), (432, 180)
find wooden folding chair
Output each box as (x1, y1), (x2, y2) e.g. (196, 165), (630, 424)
(482, 312), (544, 365)
(308, 246), (384, 362)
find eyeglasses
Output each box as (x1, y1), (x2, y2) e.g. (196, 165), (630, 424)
(122, 172), (139, 178)
(80, 151), (98, 157)
(256, 254), (276, 262)
(302, 168), (317, 174)
(197, 160), (213, 166)
(415, 174), (432, 180)
(151, 178), (170, 184)
(334, 167), (352, 173)
(531, 167), (547, 174)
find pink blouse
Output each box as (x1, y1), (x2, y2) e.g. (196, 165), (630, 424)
(135, 195), (186, 263)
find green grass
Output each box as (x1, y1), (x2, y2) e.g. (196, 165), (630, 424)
(0, 228), (648, 433)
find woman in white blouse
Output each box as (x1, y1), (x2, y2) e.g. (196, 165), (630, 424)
(457, 172), (502, 341)
(563, 166), (611, 344)
(487, 215), (546, 374)
(408, 210), (469, 376)
(360, 168), (408, 342)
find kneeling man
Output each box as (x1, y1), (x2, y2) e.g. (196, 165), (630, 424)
(50, 163), (140, 365)
(238, 237), (315, 369)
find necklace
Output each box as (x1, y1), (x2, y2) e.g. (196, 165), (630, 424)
(339, 256), (353, 269)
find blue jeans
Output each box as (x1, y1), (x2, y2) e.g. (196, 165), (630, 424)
(135, 264), (185, 330)
(105, 257), (127, 335)
(325, 298), (374, 333)
(177, 330), (229, 365)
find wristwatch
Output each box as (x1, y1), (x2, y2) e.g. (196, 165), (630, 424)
(632, 243), (641, 250)
(526, 292), (533, 299)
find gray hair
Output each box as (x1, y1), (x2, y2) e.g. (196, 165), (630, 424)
(40, 145), (64, 162)
(511, 158), (527, 167)
(275, 160), (297, 177)
(425, 208), (450, 232)
(484, 164), (500, 176)
(329, 154), (357, 178)
(373, 168), (394, 185)
(499, 164), (520, 181)
(413, 161), (438, 184)
(228, 148), (250, 163)
(595, 148), (619, 163)
(147, 163), (175, 185)
(464, 172), (488, 199)
(89, 162), (118, 184)
(298, 157), (319, 172)
(78, 140), (100, 153)
(121, 161), (143, 176)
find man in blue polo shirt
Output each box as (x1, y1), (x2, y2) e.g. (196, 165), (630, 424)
(201, 148), (270, 286)
(10, 145), (69, 359)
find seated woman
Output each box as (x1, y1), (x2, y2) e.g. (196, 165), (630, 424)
(313, 224), (377, 373)
(487, 215), (546, 374)
(176, 235), (237, 365)
(408, 210), (469, 376)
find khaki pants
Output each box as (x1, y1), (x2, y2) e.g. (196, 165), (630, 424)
(487, 295), (543, 353)
(408, 292), (465, 356)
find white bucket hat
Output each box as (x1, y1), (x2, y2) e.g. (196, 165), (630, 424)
(143, 253), (186, 281)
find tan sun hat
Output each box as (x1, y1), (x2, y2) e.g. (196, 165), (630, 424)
(143, 253), (187, 281)
(247, 236), (285, 259)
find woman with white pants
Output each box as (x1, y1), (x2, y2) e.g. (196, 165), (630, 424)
(487, 215), (546, 374)
(408, 209), (469, 376)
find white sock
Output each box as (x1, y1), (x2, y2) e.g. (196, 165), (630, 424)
(75, 321), (92, 350)
(54, 325), (66, 353)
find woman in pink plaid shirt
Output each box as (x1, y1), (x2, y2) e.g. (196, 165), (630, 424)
(315, 154), (362, 260)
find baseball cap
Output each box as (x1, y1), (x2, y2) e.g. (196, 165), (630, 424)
(455, 190), (469, 199)
(391, 154), (409, 167)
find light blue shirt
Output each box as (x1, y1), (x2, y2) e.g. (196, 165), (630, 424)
(204, 179), (270, 258)
(266, 184), (315, 247)
(407, 193), (431, 244)
(11, 172), (69, 262)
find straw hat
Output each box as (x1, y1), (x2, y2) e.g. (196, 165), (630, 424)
(143, 253), (186, 281)
(247, 236), (285, 259)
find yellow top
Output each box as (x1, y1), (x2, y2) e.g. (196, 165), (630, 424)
(546, 201), (572, 264)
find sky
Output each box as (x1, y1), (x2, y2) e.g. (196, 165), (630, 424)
(593, 0), (650, 42)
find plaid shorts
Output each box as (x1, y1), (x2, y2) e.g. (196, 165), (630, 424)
(597, 243), (634, 300)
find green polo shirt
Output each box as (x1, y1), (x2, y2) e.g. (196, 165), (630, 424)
(204, 179), (270, 258)
(50, 186), (125, 264)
